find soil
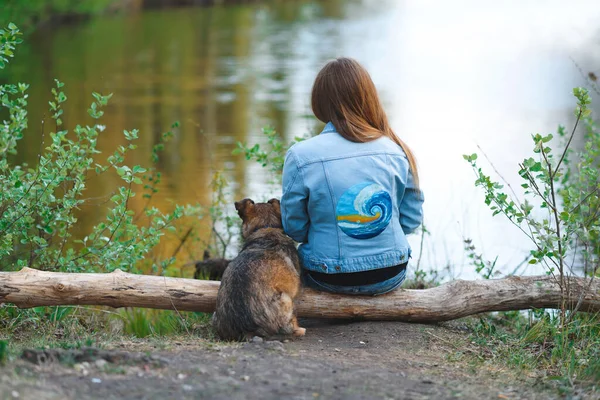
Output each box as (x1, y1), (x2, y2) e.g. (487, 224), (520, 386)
(0, 319), (571, 400)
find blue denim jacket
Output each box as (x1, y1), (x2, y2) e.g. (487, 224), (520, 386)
(281, 122), (424, 274)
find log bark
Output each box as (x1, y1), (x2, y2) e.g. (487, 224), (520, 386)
(0, 268), (599, 322)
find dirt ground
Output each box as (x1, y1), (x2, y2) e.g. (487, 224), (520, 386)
(0, 319), (574, 400)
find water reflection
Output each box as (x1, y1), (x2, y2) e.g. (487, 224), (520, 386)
(2, 0), (600, 278)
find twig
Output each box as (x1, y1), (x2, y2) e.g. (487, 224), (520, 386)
(478, 144), (521, 202)
(509, 254), (533, 276)
(172, 228), (193, 259)
(415, 225), (426, 272)
(67, 180), (133, 265)
(570, 57), (600, 96)
(162, 276), (190, 335)
(568, 186), (600, 214)
(541, 147), (565, 287)
(552, 108), (582, 179)
(425, 331), (478, 354)
(519, 163), (555, 212)
(212, 225), (228, 259)
(567, 273), (596, 323)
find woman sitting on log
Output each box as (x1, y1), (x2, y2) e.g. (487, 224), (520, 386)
(281, 57), (424, 296)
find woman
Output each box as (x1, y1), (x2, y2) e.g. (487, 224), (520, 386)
(281, 57), (424, 296)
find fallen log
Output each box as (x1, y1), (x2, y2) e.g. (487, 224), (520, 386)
(0, 267), (599, 322)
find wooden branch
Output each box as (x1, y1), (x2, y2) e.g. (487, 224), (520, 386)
(1, 268), (599, 322)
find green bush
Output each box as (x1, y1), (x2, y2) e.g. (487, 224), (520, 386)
(465, 88), (598, 293)
(465, 87), (600, 387)
(0, 23), (201, 273)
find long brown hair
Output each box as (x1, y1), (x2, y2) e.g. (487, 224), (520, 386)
(311, 57), (420, 188)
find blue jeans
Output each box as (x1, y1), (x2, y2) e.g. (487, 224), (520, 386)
(302, 267), (406, 296)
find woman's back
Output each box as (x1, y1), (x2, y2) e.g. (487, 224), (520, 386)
(280, 57), (423, 295)
(282, 121), (422, 275)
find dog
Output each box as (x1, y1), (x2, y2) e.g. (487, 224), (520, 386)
(212, 198), (306, 341)
(193, 250), (230, 281)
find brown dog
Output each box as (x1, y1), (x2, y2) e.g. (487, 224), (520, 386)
(212, 198), (306, 341)
(193, 250), (230, 281)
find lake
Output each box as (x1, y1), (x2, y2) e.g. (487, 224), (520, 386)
(2, 0), (600, 279)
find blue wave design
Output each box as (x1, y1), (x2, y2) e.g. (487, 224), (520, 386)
(336, 183), (392, 239)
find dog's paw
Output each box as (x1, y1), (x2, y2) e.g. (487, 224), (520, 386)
(293, 327), (306, 337)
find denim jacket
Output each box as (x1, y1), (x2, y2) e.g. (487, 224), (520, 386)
(281, 122), (424, 274)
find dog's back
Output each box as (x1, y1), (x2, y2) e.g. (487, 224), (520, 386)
(212, 199), (305, 341)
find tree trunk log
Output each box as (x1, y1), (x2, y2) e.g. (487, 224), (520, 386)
(0, 268), (599, 322)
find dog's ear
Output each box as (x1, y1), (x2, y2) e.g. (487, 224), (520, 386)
(267, 198), (281, 214)
(234, 198), (255, 218)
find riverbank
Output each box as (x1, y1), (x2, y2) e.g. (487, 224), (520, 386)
(0, 0), (130, 32)
(0, 0), (263, 32)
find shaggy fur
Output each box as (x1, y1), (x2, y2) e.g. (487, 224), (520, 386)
(212, 198), (306, 341)
(193, 250), (230, 281)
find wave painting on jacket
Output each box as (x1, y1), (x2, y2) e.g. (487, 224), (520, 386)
(335, 182), (392, 240)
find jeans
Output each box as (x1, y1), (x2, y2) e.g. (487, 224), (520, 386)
(302, 267), (406, 296)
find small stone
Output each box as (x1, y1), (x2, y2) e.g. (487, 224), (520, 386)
(74, 363), (89, 376)
(334, 348), (341, 352)
(95, 359), (108, 369)
(241, 375), (250, 381)
(177, 373), (187, 380)
(251, 336), (263, 343)
(91, 378), (102, 384)
(182, 385), (193, 392)
(265, 341), (284, 351)
(359, 341), (366, 345)
(11, 391), (19, 398)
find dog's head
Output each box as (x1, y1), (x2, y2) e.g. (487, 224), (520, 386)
(234, 198), (282, 239)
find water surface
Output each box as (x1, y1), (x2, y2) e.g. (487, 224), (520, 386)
(3, 0), (600, 278)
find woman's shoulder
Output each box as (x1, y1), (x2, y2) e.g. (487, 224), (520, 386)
(286, 133), (334, 161)
(287, 131), (408, 166)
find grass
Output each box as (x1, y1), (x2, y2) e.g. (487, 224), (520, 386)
(461, 311), (600, 394)
(0, 304), (215, 364)
(120, 308), (213, 338)
(0, 340), (7, 365)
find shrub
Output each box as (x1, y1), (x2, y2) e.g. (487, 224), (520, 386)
(0, 23), (201, 273)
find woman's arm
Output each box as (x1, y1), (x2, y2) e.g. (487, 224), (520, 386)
(399, 168), (424, 235)
(281, 150), (310, 243)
